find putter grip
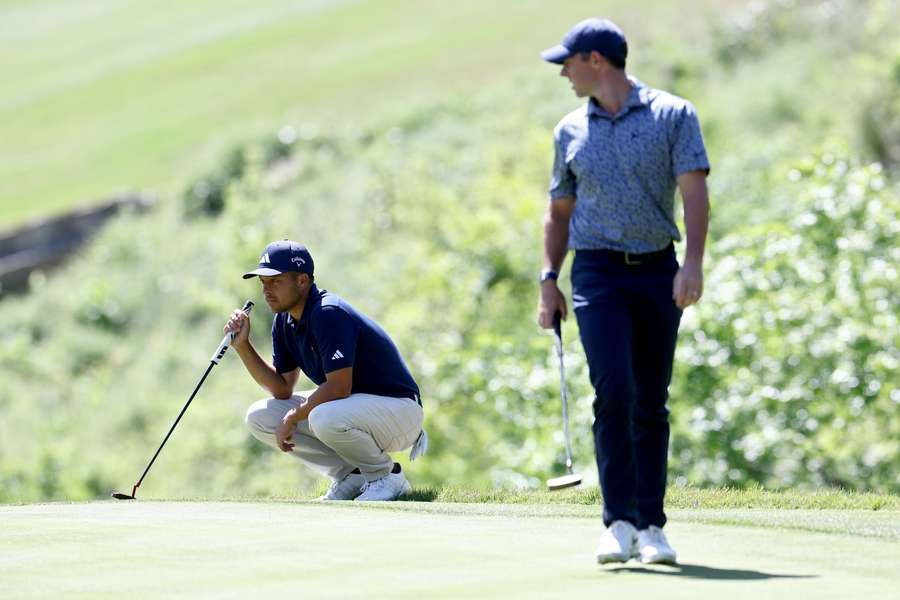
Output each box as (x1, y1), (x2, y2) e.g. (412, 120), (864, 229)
(210, 301), (255, 364)
(553, 311), (562, 339)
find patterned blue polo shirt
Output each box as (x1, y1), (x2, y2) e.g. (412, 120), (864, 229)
(549, 77), (710, 253)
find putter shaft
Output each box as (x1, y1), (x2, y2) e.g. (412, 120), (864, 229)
(547, 312), (581, 490)
(554, 314), (575, 473)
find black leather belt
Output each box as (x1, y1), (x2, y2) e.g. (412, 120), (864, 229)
(579, 243), (673, 266)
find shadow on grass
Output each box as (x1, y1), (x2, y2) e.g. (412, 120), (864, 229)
(607, 563), (818, 581)
(396, 487), (602, 504)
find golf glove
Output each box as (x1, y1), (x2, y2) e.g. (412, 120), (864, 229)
(409, 429), (428, 461)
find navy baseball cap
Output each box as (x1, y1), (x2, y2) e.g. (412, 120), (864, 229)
(243, 240), (314, 279)
(541, 17), (627, 65)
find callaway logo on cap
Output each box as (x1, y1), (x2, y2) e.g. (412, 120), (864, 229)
(243, 240), (315, 279)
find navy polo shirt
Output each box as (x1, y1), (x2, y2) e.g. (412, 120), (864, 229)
(549, 77), (710, 254)
(271, 285), (420, 401)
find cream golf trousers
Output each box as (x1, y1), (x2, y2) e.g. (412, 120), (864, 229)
(245, 391), (424, 482)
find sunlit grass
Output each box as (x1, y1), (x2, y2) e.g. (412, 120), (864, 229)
(237, 485), (900, 511)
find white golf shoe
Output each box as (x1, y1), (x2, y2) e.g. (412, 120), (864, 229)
(595, 520), (638, 564)
(318, 472), (366, 501)
(355, 470), (411, 501)
(637, 525), (677, 565)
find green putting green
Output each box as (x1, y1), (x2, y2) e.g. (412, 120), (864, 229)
(2, 501), (897, 598)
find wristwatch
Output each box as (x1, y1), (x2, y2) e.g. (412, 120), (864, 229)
(540, 269), (559, 283)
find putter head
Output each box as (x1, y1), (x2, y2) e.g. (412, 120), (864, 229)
(111, 492), (136, 500)
(546, 472), (582, 491)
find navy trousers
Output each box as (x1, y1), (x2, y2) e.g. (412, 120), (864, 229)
(571, 247), (682, 530)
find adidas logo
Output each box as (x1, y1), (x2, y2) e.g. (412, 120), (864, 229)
(331, 350), (344, 360)
(260, 252), (270, 264)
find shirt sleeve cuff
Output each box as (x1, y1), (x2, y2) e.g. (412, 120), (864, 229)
(550, 187), (576, 200)
(675, 162), (711, 177)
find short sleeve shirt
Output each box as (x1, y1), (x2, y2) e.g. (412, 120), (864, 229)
(549, 77), (710, 253)
(271, 285), (420, 401)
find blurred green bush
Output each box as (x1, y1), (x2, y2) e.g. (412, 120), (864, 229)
(672, 151), (898, 490)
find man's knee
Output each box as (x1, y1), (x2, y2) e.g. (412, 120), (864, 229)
(633, 401), (669, 426)
(592, 373), (636, 419)
(245, 398), (280, 434)
(307, 403), (346, 439)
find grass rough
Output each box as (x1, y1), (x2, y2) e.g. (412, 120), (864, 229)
(198, 484), (900, 511)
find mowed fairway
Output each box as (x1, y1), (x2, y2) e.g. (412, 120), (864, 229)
(1, 0), (746, 226)
(2, 502), (898, 599)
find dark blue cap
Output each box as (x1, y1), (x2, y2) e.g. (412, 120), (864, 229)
(243, 240), (314, 279)
(541, 17), (627, 65)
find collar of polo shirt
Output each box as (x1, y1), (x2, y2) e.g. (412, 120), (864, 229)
(285, 283), (321, 330)
(587, 77), (651, 119)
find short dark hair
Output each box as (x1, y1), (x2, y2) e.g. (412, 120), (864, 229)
(608, 46), (626, 69)
(580, 49), (626, 70)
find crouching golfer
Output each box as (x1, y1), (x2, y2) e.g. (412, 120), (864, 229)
(225, 240), (427, 501)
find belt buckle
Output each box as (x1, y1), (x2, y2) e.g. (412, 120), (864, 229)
(624, 251), (642, 265)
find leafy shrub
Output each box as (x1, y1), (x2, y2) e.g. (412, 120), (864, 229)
(183, 173), (229, 217)
(862, 50), (900, 167)
(672, 151), (899, 491)
(709, 0), (861, 69)
(711, 0), (799, 68)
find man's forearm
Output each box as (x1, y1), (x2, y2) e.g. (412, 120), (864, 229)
(282, 371), (353, 426)
(543, 207), (570, 271)
(678, 172), (709, 266)
(683, 192), (709, 266)
(234, 343), (293, 399)
(304, 380), (350, 411)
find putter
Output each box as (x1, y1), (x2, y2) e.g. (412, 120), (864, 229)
(547, 311), (583, 490)
(111, 300), (254, 500)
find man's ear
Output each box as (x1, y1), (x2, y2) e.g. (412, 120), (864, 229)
(589, 51), (611, 70)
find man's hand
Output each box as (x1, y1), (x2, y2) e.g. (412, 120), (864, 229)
(538, 280), (568, 329)
(275, 400), (314, 452)
(224, 309), (251, 350)
(275, 405), (299, 452)
(673, 259), (703, 309)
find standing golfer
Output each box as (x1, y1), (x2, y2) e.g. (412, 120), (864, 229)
(225, 240), (427, 501)
(537, 18), (710, 564)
